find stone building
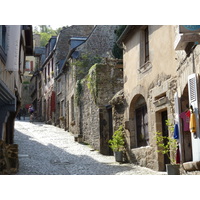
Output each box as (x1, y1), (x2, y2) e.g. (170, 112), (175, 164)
(117, 25), (200, 172)
(54, 25), (94, 128)
(174, 25), (200, 171)
(61, 25), (123, 154)
(77, 63), (123, 154)
(0, 25), (33, 174)
(118, 25), (178, 171)
(40, 36), (57, 123)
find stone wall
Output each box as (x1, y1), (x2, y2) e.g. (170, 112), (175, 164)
(55, 25), (94, 64)
(54, 26), (94, 129)
(77, 63), (123, 152)
(109, 89), (125, 132)
(0, 140), (19, 175)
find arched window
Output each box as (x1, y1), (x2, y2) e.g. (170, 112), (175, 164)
(135, 96), (149, 147)
(136, 103), (149, 147)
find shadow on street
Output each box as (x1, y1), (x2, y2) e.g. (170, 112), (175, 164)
(14, 120), (136, 175)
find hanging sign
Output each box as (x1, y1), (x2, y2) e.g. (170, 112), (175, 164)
(179, 25), (200, 33)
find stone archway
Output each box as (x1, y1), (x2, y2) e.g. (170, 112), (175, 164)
(129, 94), (149, 148)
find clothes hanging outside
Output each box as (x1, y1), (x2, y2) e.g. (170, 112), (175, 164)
(176, 145), (180, 164)
(173, 124), (179, 139)
(180, 111), (190, 132)
(189, 111), (196, 133)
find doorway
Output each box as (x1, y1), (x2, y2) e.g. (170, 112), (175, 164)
(161, 111), (170, 167)
(99, 106), (113, 155)
(180, 85), (193, 162)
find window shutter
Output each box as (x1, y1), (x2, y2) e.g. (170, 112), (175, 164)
(188, 73), (200, 161)
(51, 91), (56, 112)
(188, 73), (199, 137)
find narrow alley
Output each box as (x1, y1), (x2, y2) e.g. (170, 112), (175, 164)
(14, 119), (166, 175)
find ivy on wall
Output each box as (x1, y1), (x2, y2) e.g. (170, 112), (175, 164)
(87, 64), (98, 104)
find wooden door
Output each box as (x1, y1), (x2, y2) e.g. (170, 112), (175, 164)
(161, 111), (170, 167)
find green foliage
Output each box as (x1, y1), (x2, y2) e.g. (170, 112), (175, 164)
(108, 125), (125, 152)
(33, 25), (59, 47)
(112, 25), (127, 59)
(165, 119), (174, 132)
(87, 64), (98, 103)
(73, 53), (102, 79)
(155, 120), (177, 164)
(22, 81), (30, 84)
(75, 79), (83, 106)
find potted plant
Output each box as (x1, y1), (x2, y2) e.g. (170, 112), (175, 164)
(108, 125), (125, 162)
(155, 130), (180, 175)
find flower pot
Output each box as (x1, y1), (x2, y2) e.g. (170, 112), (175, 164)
(114, 151), (123, 162)
(166, 164), (180, 175)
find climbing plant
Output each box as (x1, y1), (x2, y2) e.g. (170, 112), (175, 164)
(86, 64), (98, 104)
(73, 53), (102, 79)
(112, 25), (127, 59)
(75, 79), (84, 106)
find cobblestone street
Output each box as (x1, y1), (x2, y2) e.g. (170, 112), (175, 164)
(14, 119), (166, 175)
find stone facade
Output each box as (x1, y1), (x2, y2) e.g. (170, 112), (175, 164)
(118, 25), (200, 172)
(0, 25), (33, 174)
(119, 25), (178, 171)
(76, 63), (123, 154)
(62, 25), (123, 154)
(175, 26), (200, 169)
(54, 26), (94, 129)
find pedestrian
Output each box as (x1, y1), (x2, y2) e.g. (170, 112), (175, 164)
(30, 113), (34, 123)
(22, 107), (26, 120)
(28, 105), (34, 123)
(17, 109), (22, 120)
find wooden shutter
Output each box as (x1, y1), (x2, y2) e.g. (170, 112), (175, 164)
(188, 73), (199, 137)
(188, 73), (200, 161)
(51, 91), (56, 112)
(188, 74), (199, 137)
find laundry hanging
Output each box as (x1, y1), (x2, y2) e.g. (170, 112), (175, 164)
(176, 145), (180, 164)
(189, 107), (196, 133)
(173, 123), (179, 139)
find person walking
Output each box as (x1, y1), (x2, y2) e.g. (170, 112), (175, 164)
(28, 105), (34, 123)
(22, 107), (26, 120)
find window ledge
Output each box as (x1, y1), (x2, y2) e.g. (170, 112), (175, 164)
(138, 61), (152, 74)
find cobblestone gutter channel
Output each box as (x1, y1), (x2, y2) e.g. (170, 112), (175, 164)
(14, 120), (168, 175)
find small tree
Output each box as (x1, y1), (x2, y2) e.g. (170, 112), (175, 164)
(108, 125), (125, 152)
(155, 120), (178, 164)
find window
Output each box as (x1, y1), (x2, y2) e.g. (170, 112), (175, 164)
(139, 26), (151, 73)
(25, 61), (30, 71)
(25, 61), (33, 71)
(0, 25), (6, 63)
(71, 95), (75, 121)
(61, 100), (65, 117)
(144, 27), (149, 62)
(136, 104), (149, 147)
(57, 79), (61, 94)
(140, 26), (150, 66)
(1, 25), (6, 50)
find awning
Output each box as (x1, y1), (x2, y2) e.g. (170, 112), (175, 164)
(0, 79), (16, 112)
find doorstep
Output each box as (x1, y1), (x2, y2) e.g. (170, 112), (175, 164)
(183, 161), (200, 171)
